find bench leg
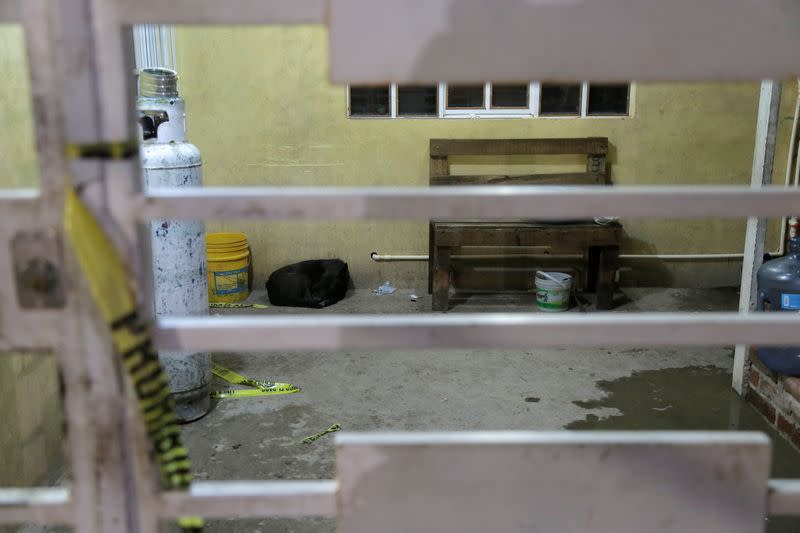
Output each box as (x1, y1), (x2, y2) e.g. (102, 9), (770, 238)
(432, 246), (451, 312)
(596, 245), (619, 310)
(585, 246), (600, 292)
(428, 223), (435, 294)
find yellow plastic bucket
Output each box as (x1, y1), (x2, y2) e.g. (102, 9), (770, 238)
(206, 232), (251, 303)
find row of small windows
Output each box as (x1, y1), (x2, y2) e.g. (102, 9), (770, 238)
(348, 82), (631, 118)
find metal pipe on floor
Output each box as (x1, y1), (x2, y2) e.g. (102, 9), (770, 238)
(369, 252), (583, 261)
(620, 253), (744, 260)
(370, 251), (745, 262)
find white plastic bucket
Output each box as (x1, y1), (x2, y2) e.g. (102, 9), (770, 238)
(535, 271), (572, 312)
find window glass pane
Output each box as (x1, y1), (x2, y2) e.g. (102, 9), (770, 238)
(398, 85), (438, 116)
(540, 84), (581, 115)
(349, 86), (390, 116)
(491, 84), (529, 108)
(447, 85), (484, 108)
(587, 84), (630, 115)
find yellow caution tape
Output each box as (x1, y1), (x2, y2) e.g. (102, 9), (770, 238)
(301, 423), (341, 444)
(64, 140), (138, 160)
(208, 302), (268, 309)
(211, 363), (300, 399)
(64, 188), (202, 532)
(211, 386), (300, 399)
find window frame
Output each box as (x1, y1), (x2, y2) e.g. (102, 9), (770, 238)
(443, 82), (538, 118)
(585, 82), (633, 117)
(444, 83), (487, 111)
(345, 84), (394, 118)
(538, 82), (584, 118)
(346, 82), (635, 119)
(489, 83), (532, 110)
(396, 84), (442, 118)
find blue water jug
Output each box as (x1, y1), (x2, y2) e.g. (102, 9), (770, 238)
(757, 236), (800, 375)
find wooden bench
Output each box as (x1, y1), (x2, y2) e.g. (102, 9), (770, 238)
(428, 138), (622, 312)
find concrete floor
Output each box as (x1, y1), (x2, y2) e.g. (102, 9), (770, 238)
(181, 287), (772, 533)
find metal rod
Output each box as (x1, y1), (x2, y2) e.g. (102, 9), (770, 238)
(733, 80), (783, 394)
(115, 0), (326, 24)
(370, 252), (582, 262)
(369, 251), (746, 262)
(5, 478), (800, 523)
(136, 186), (800, 221)
(0, 188), (39, 202)
(620, 253), (744, 260)
(0, 488), (72, 525)
(768, 479), (800, 515)
(18, 0), (112, 529)
(47, 0), (153, 531)
(159, 481), (337, 519)
(155, 313), (800, 353)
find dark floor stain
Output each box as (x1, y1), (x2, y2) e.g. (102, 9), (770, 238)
(524, 396), (540, 403)
(566, 365), (800, 533)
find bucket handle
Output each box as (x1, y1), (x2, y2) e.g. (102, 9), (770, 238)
(538, 271), (570, 289)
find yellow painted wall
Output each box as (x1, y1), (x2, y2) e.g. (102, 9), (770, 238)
(0, 25), (63, 490)
(0, 353), (64, 487)
(174, 25), (795, 289)
(0, 25), (38, 189)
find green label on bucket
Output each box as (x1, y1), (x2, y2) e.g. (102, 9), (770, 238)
(213, 266), (248, 295)
(536, 288), (568, 309)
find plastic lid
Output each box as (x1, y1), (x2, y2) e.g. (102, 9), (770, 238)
(206, 232), (248, 246)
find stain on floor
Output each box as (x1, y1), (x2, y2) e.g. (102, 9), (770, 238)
(567, 365), (800, 533)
